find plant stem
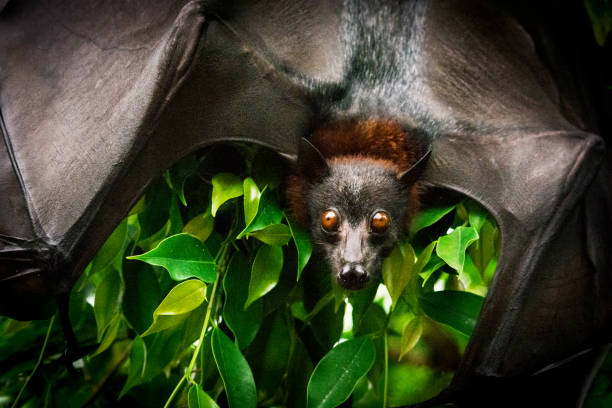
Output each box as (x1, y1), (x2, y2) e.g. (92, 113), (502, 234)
(11, 315), (56, 408)
(187, 275), (219, 384)
(163, 375), (186, 408)
(383, 329), (389, 408)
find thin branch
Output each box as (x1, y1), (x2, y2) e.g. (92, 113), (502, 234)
(11, 315), (56, 408)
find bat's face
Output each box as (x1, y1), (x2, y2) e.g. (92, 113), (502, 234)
(307, 159), (408, 290)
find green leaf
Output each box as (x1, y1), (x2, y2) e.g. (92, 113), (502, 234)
(349, 283), (378, 330)
(93, 314), (121, 356)
(243, 178), (260, 226)
(237, 187), (283, 238)
(168, 196), (184, 235)
(415, 241), (436, 275)
(307, 337), (376, 408)
(468, 219), (496, 274)
(94, 268), (124, 341)
(418, 290), (484, 336)
(188, 384), (220, 408)
(245, 244), (283, 308)
(166, 154), (199, 206)
(585, 0), (612, 46)
(410, 204), (456, 235)
(398, 316), (423, 361)
(250, 223), (291, 246)
(89, 219), (127, 276)
(223, 252), (263, 350)
(128, 233), (216, 282)
(382, 242), (415, 309)
(385, 363), (453, 406)
(122, 260), (162, 335)
(143, 280), (206, 336)
(183, 211), (215, 243)
(466, 200), (487, 234)
(287, 216), (313, 280)
(245, 311), (291, 399)
(286, 338), (314, 408)
(120, 336), (147, 398)
(211, 328), (256, 408)
(211, 173), (243, 216)
(137, 178), (172, 240)
(436, 226), (479, 274)
(419, 254), (445, 286)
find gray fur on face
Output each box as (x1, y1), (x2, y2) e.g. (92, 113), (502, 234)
(307, 159), (408, 289)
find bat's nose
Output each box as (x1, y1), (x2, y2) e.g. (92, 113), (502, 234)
(338, 263), (369, 289)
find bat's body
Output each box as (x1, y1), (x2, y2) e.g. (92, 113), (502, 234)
(0, 0), (610, 406)
(287, 120), (427, 290)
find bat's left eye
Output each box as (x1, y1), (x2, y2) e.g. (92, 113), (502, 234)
(370, 211), (390, 233)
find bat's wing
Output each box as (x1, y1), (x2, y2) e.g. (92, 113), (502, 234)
(408, 1), (612, 405)
(0, 0), (329, 319)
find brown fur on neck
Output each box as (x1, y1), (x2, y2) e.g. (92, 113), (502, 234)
(286, 119), (424, 226)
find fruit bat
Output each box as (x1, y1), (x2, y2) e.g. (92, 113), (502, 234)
(0, 0), (610, 406)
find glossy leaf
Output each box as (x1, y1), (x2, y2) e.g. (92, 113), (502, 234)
(245, 311), (291, 398)
(243, 177), (260, 226)
(385, 363), (453, 406)
(183, 211), (214, 243)
(188, 384), (219, 408)
(436, 226), (479, 274)
(166, 154), (199, 206)
(211, 328), (256, 408)
(223, 252), (263, 350)
(307, 336), (376, 408)
(93, 314), (121, 356)
(466, 200), (487, 233)
(94, 268), (123, 341)
(245, 244), (283, 308)
(286, 216), (312, 280)
(89, 219), (127, 276)
(143, 280), (206, 336)
(237, 187), (283, 238)
(122, 261), (162, 334)
(415, 241), (436, 275)
(128, 233), (216, 282)
(119, 336), (147, 398)
(211, 173), (243, 216)
(137, 178), (172, 240)
(410, 204), (456, 235)
(250, 223), (291, 246)
(418, 290), (484, 336)
(382, 242), (415, 309)
(419, 254), (446, 286)
(468, 219), (497, 274)
(398, 316), (423, 361)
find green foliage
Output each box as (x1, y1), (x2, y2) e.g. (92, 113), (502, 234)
(1, 143), (508, 407)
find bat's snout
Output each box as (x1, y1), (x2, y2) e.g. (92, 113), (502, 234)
(337, 263), (369, 290)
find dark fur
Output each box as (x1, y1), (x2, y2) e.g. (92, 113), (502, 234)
(286, 119), (426, 289)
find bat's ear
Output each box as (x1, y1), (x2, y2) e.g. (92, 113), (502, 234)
(398, 149), (431, 187)
(297, 137), (329, 181)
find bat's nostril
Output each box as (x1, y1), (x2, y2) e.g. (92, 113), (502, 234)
(339, 263), (369, 289)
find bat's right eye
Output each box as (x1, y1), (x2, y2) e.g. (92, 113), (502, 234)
(321, 209), (340, 232)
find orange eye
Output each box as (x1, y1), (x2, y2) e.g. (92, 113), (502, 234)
(371, 211), (390, 233)
(321, 209), (340, 232)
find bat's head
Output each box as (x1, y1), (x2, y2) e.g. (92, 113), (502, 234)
(287, 137), (428, 290)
